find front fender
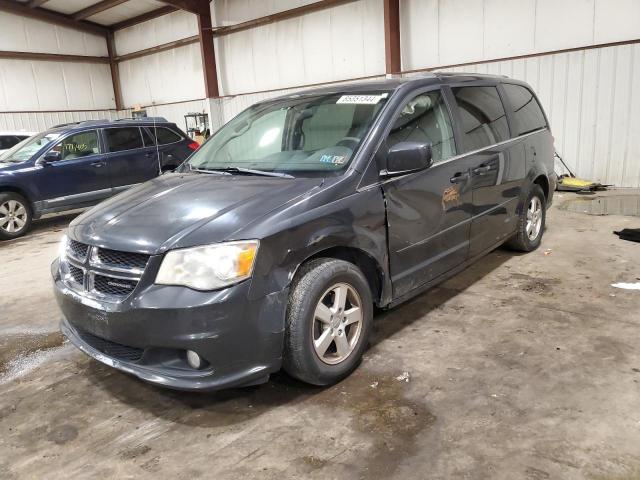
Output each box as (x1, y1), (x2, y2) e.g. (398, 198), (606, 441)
(248, 187), (389, 303)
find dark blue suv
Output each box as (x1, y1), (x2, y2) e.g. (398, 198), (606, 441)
(0, 118), (198, 239)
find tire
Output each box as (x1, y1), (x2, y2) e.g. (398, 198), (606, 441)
(0, 192), (32, 240)
(283, 258), (373, 386)
(505, 184), (546, 252)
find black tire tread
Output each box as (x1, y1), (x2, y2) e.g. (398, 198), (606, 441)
(505, 184), (546, 252)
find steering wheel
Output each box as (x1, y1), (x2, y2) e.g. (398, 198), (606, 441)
(336, 137), (360, 149)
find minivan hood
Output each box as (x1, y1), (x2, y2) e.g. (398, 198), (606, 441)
(69, 172), (323, 254)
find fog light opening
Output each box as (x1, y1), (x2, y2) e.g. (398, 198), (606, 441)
(186, 350), (205, 370)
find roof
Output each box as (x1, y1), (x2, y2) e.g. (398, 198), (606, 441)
(268, 72), (514, 102)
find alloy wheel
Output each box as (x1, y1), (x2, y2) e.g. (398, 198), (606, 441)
(312, 282), (363, 365)
(0, 200), (28, 234)
(526, 196), (543, 241)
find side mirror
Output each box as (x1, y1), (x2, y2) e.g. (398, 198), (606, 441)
(380, 141), (433, 178)
(40, 150), (61, 165)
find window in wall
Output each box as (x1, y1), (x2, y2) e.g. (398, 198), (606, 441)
(503, 84), (547, 136)
(386, 90), (457, 163)
(105, 127), (144, 152)
(53, 131), (100, 160)
(452, 86), (509, 151)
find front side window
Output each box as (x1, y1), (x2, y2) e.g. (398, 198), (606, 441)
(503, 84), (547, 136)
(52, 130), (99, 160)
(0, 132), (60, 163)
(387, 90), (457, 163)
(185, 91), (389, 175)
(105, 127), (144, 152)
(0, 136), (20, 150)
(452, 86), (509, 152)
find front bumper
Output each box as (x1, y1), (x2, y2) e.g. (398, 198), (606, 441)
(53, 259), (287, 391)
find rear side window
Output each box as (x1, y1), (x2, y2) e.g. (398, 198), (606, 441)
(503, 84), (547, 136)
(0, 136), (20, 149)
(105, 127), (144, 152)
(148, 127), (182, 145)
(140, 128), (156, 146)
(452, 86), (509, 151)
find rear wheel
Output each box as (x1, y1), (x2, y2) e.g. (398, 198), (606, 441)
(283, 258), (373, 386)
(505, 184), (546, 252)
(0, 192), (32, 240)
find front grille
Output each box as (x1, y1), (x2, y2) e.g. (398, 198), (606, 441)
(77, 329), (144, 362)
(94, 275), (137, 296)
(61, 240), (150, 301)
(68, 264), (84, 285)
(68, 239), (89, 260)
(97, 248), (149, 270)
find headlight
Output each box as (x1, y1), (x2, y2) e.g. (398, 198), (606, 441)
(58, 234), (68, 261)
(155, 240), (259, 290)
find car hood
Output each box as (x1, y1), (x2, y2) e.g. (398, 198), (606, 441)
(69, 172), (324, 254)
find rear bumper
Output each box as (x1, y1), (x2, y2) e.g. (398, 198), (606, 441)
(53, 259), (287, 391)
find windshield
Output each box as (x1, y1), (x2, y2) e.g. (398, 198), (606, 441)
(185, 92), (390, 175)
(0, 132), (60, 163)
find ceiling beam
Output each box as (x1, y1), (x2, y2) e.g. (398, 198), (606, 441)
(0, 50), (109, 63)
(0, 0), (109, 36)
(211, 0), (359, 37)
(72, 0), (129, 21)
(383, 0), (400, 74)
(111, 5), (178, 30)
(158, 0), (207, 15)
(27, 0), (49, 7)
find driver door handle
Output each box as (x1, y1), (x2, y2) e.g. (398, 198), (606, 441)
(91, 161), (106, 168)
(450, 172), (470, 184)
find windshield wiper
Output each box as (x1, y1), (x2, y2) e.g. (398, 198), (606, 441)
(191, 165), (293, 178)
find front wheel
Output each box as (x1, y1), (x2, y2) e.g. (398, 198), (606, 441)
(283, 258), (373, 386)
(0, 192), (32, 240)
(505, 184), (546, 252)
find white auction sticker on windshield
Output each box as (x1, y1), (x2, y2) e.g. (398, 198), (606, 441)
(337, 95), (384, 105)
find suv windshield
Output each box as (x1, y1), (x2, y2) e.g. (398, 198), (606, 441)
(185, 92), (390, 175)
(0, 132), (60, 163)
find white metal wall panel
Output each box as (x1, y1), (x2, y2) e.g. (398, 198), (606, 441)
(439, 43), (640, 187)
(0, 59), (115, 111)
(114, 10), (198, 56)
(213, 0), (385, 96)
(88, 0), (165, 26)
(0, 110), (119, 133)
(118, 43), (205, 108)
(212, 0), (319, 26)
(0, 11), (107, 56)
(401, 0), (640, 70)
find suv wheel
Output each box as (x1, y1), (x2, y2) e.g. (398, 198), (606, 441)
(505, 184), (546, 252)
(283, 258), (373, 386)
(0, 192), (32, 240)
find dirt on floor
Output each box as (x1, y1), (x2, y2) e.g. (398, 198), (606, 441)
(1, 191), (639, 479)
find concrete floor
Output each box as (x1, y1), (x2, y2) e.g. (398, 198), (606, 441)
(1, 191), (639, 479)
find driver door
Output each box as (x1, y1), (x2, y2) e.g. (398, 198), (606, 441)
(36, 129), (112, 210)
(382, 89), (475, 299)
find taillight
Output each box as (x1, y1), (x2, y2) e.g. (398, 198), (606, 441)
(187, 141), (200, 151)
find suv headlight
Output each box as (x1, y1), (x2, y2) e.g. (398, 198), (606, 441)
(155, 240), (259, 290)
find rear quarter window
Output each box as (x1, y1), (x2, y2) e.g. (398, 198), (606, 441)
(149, 127), (182, 145)
(503, 84), (548, 136)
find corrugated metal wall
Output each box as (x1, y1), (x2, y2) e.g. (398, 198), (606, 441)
(212, 0), (385, 96)
(0, 109), (119, 132)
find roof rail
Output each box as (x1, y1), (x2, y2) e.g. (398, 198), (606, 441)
(115, 117), (168, 123)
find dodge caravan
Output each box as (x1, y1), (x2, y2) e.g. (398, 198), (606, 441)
(53, 73), (556, 391)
